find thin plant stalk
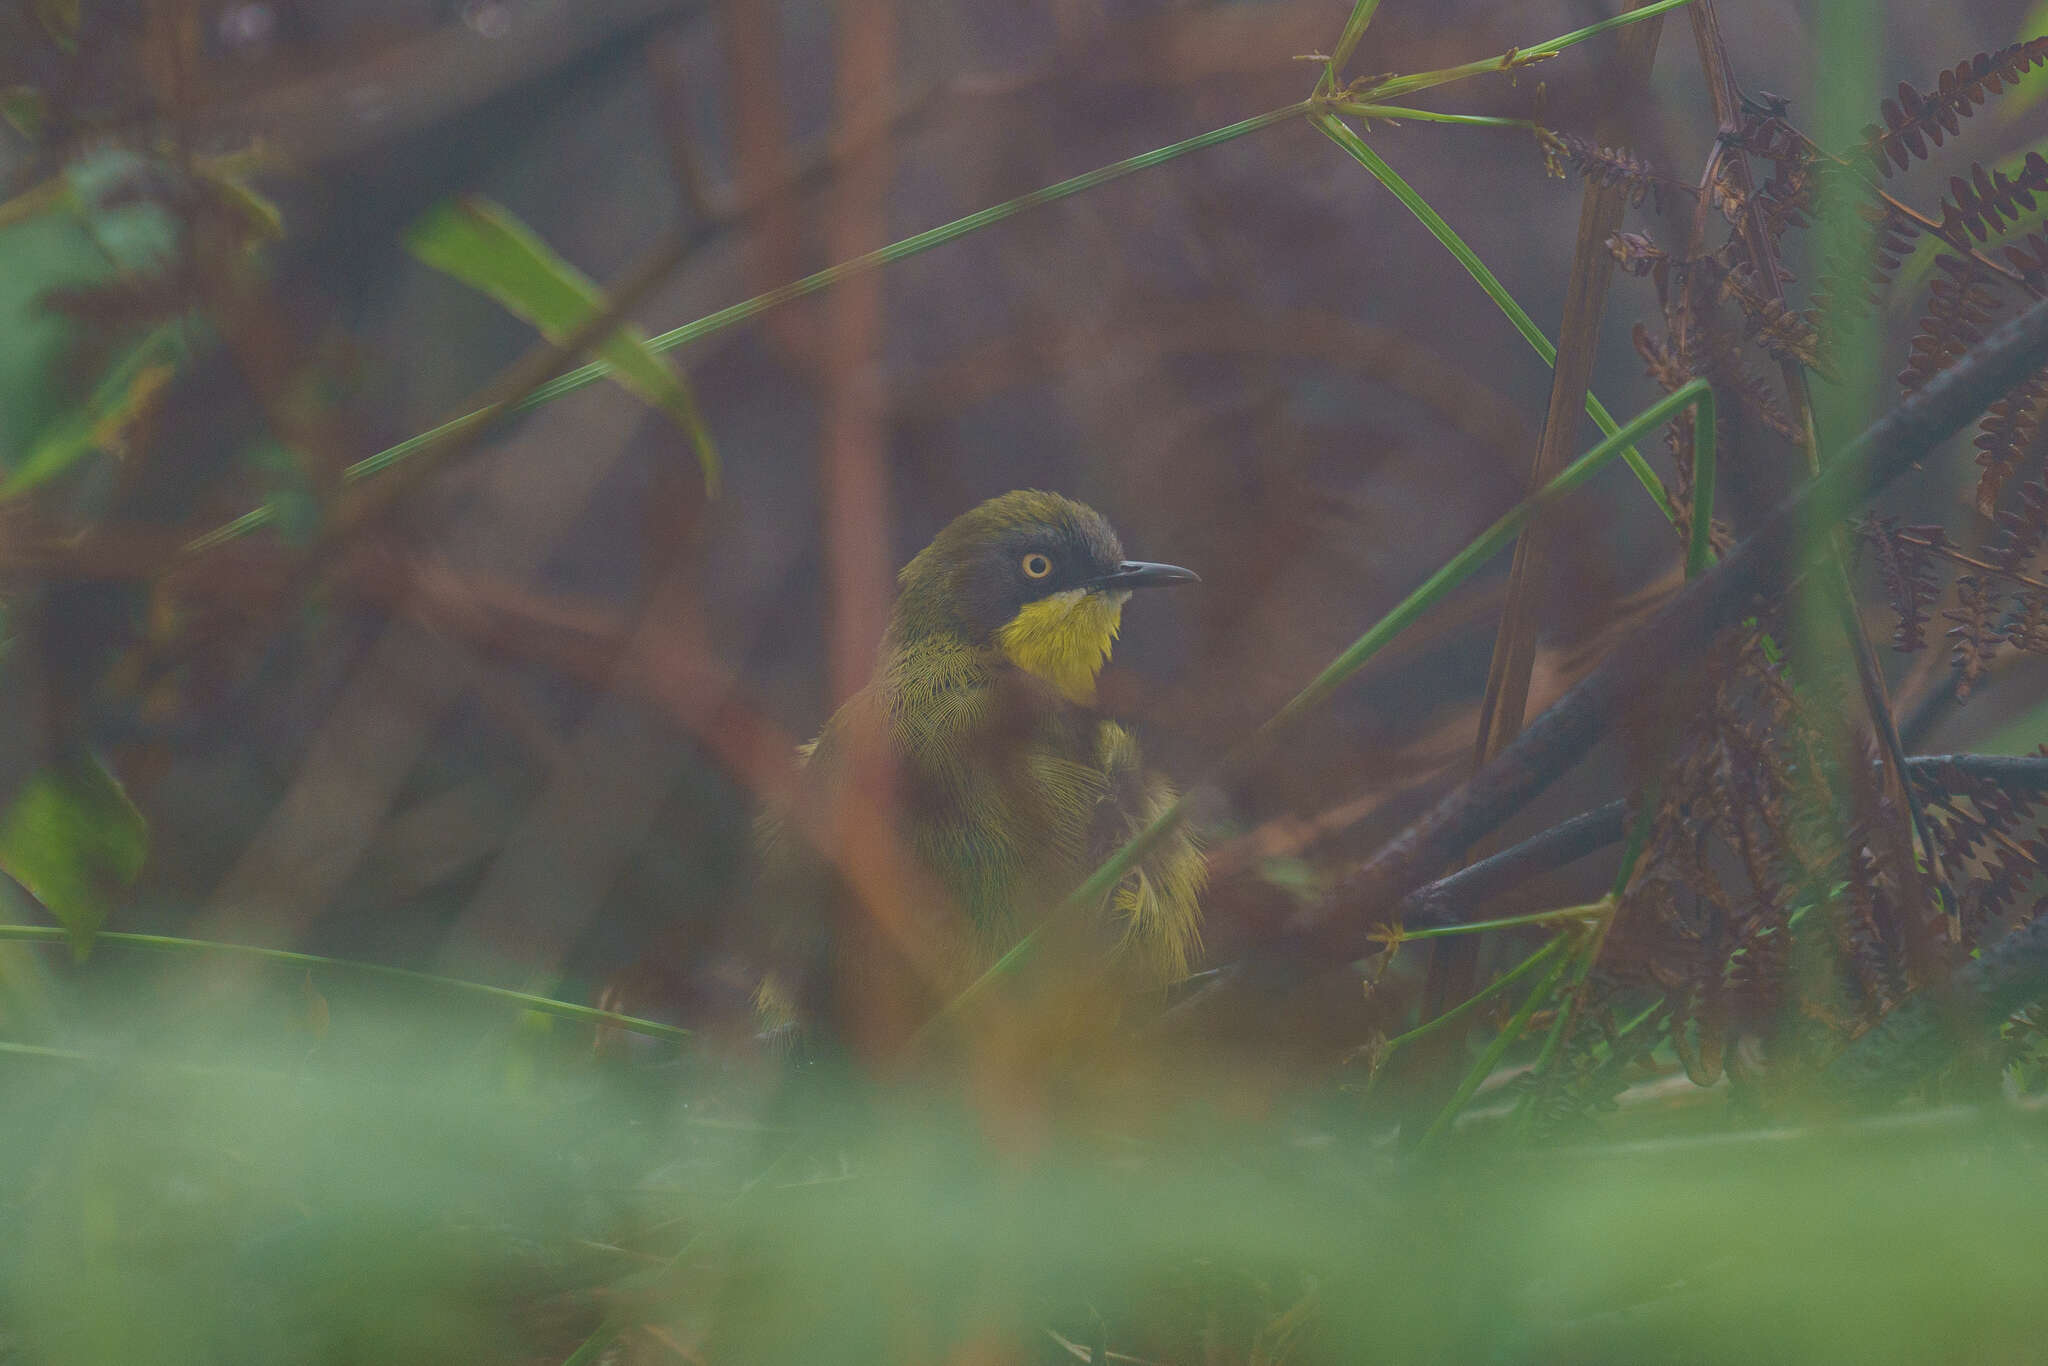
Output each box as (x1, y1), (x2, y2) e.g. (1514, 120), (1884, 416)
(1377, 934), (1567, 1061)
(1260, 380), (1710, 733)
(1418, 943), (1573, 1150)
(1356, 0), (1698, 103)
(1319, 0), (1388, 95)
(1397, 899), (1612, 942)
(1686, 391), (1720, 578)
(181, 102), (1313, 553)
(1334, 104), (1544, 130)
(184, 0), (1695, 555)
(1313, 113), (1679, 526)
(0, 924), (691, 1043)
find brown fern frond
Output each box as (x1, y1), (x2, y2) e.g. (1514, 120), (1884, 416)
(1721, 268), (1827, 372)
(1716, 357), (1804, 445)
(1633, 322), (1691, 393)
(1988, 477), (2048, 574)
(1812, 200), (1923, 320)
(1911, 759), (2048, 940)
(1860, 41), (2048, 178)
(1862, 514), (1943, 651)
(2008, 591), (2048, 653)
(1548, 131), (1675, 211)
(1868, 203), (1926, 290)
(1936, 153), (2048, 242)
(1606, 230), (1671, 297)
(1708, 158), (1749, 224)
(2006, 227), (2048, 290)
(1944, 574), (2004, 699)
(1973, 370), (2048, 517)
(1899, 261), (2007, 391)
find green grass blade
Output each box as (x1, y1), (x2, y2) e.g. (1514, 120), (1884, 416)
(1260, 380), (1710, 734)
(1418, 941), (1572, 1150)
(1398, 900), (1610, 942)
(181, 102), (1311, 555)
(1361, 0), (1697, 102)
(1320, 0), (1388, 95)
(525, 102), (1312, 404)
(1313, 113), (1677, 526)
(0, 924), (692, 1042)
(0, 755), (147, 958)
(1332, 104), (1541, 131)
(1377, 934), (1566, 1062)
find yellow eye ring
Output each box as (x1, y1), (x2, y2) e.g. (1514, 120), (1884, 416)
(1021, 552), (1053, 580)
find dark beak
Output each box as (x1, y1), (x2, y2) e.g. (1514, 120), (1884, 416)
(1089, 560), (1200, 591)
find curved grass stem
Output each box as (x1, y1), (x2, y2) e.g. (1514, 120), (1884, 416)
(1355, 0), (1697, 103)
(1377, 933), (1567, 1062)
(1312, 113), (1678, 528)
(1417, 942), (1572, 1150)
(180, 102), (1313, 554)
(0, 924), (691, 1043)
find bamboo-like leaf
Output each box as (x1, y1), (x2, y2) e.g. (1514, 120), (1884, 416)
(405, 195), (721, 491)
(0, 754), (147, 958)
(2, 322), (185, 497)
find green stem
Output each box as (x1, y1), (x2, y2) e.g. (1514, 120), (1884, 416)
(1417, 944), (1572, 1150)
(1377, 934), (1566, 1061)
(1358, 0), (1697, 103)
(0, 924), (691, 1043)
(1332, 104), (1542, 130)
(1399, 898), (1611, 942)
(1609, 793), (1659, 897)
(1510, 930), (1606, 1136)
(1321, 0), (1388, 95)
(181, 102), (1313, 554)
(1261, 379), (1709, 733)
(1313, 113), (1677, 526)
(1686, 385), (1720, 579)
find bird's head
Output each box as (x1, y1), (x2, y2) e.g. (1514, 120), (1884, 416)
(890, 490), (1197, 705)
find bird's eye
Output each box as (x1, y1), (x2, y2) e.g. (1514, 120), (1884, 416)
(1021, 552), (1054, 580)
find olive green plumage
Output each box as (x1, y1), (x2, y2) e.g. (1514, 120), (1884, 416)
(754, 491), (1206, 1019)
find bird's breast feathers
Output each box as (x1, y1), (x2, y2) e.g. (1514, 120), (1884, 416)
(993, 588), (1128, 705)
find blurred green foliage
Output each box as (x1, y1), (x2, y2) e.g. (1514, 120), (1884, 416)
(0, 754), (146, 957)
(405, 195), (720, 491)
(2, 990), (2046, 1365)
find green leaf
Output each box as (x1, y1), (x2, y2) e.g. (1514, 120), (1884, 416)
(0, 86), (47, 142)
(32, 0), (81, 52)
(2, 322), (185, 497)
(404, 195), (720, 492)
(0, 753), (148, 958)
(195, 157), (286, 246)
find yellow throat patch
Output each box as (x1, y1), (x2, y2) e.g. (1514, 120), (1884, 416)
(995, 588), (1126, 704)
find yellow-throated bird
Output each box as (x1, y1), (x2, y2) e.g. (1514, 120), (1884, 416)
(752, 490), (1206, 1048)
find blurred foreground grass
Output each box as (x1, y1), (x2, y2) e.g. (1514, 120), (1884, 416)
(2, 967), (2043, 1366)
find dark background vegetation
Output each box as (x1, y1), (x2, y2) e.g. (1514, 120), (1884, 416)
(5, 0), (2048, 1362)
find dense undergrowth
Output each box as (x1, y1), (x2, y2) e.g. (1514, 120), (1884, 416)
(3, 0), (2048, 1362)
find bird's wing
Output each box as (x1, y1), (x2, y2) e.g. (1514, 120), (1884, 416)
(1089, 721), (1207, 985)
